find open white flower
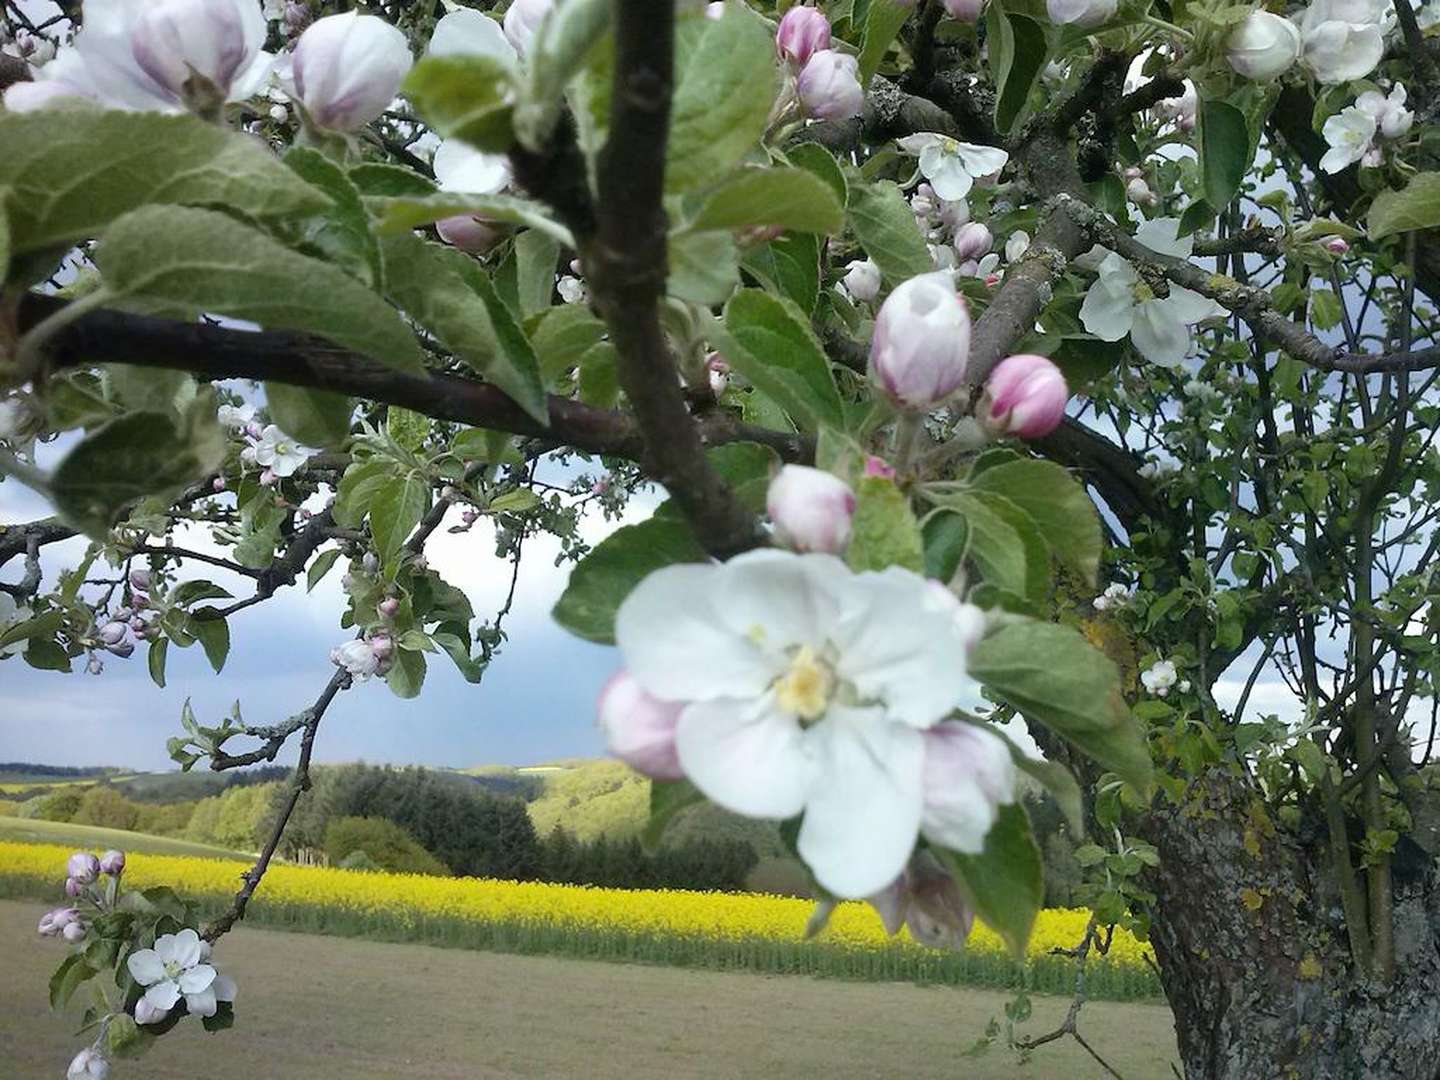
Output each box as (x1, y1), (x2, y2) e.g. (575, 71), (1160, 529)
(1298, 0), (1387, 84)
(126, 928), (233, 1018)
(1356, 83), (1413, 141)
(613, 550), (1011, 898)
(251, 424), (314, 478)
(896, 133), (1008, 202)
(1078, 218), (1222, 368)
(1320, 107), (1377, 173)
(1140, 660), (1178, 697)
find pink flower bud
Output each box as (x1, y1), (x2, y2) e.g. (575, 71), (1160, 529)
(869, 272), (972, 410)
(1323, 236), (1349, 255)
(129, 617), (148, 633)
(866, 851), (974, 950)
(597, 670), (686, 781)
(259, 468), (277, 486)
(62, 920), (86, 944)
(68, 1047), (109, 1080)
(212, 476), (227, 492)
(368, 633), (395, 661)
(766, 465), (856, 554)
(107, 641), (135, 659)
(863, 455), (896, 479)
(942, 0), (986, 21)
(99, 850), (126, 875)
(461, 508), (479, 525)
(362, 553), (380, 574)
(951, 222), (993, 263)
(796, 50), (863, 122)
(38, 906), (78, 937)
(776, 7), (831, 68)
(284, 1), (312, 35)
(982, 353), (1069, 439)
(920, 722), (1015, 854)
(436, 215), (503, 254)
(134, 996), (170, 1025)
(842, 259), (882, 303)
(377, 597), (400, 620)
(128, 569), (151, 592)
(65, 877), (85, 897)
(67, 852), (100, 885)
(98, 622), (127, 646)
(289, 11), (413, 132)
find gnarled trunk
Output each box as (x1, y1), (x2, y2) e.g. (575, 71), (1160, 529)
(1142, 771), (1440, 1079)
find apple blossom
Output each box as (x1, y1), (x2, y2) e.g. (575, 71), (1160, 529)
(896, 133), (1008, 202)
(597, 670), (687, 780)
(251, 424), (314, 478)
(842, 259), (883, 303)
(1046, 0), (1117, 27)
(942, 0), (986, 21)
(286, 12), (413, 132)
(134, 997), (170, 1025)
(921, 721), (1016, 856)
(1, 48), (100, 112)
(1079, 218), (1223, 368)
(504, 0), (554, 56)
(558, 276), (588, 304)
(870, 272), (972, 410)
(1141, 659), (1178, 697)
(1005, 230), (1031, 264)
(378, 597), (400, 620)
(1320, 107), (1378, 173)
(1357, 84), (1414, 141)
(65, 877), (85, 897)
(868, 850), (977, 949)
(612, 550), (993, 897)
(67, 1048), (109, 1080)
(952, 222), (993, 263)
(427, 7), (517, 65)
(217, 402), (256, 430)
(1298, 0), (1387, 84)
(97, 621), (128, 646)
(982, 353), (1069, 439)
(796, 50), (864, 121)
(331, 638), (382, 679)
(63, 920), (87, 943)
(67, 851), (100, 884)
(38, 906), (79, 937)
(1226, 12), (1302, 80)
(1093, 582), (1130, 611)
(283, 1), (311, 36)
(368, 632), (395, 663)
(766, 465), (856, 554)
(775, 6), (831, 68)
(126, 928), (231, 1018)
(1323, 236), (1350, 255)
(432, 137), (511, 249)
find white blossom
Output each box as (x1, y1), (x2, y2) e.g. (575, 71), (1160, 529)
(284, 11), (413, 132)
(216, 402), (256, 430)
(1298, 0), (1388, 84)
(433, 138), (511, 195)
(1046, 0), (1117, 27)
(125, 928), (234, 1019)
(1140, 660), (1178, 697)
(68, 1048), (109, 1080)
(842, 259), (882, 303)
(250, 424), (314, 478)
(427, 7), (517, 65)
(1320, 107), (1378, 173)
(1093, 582), (1130, 612)
(1356, 83), (1413, 141)
(896, 133), (1008, 202)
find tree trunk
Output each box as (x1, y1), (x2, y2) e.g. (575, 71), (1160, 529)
(1141, 770), (1440, 1079)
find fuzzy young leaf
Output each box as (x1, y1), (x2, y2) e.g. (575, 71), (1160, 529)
(403, 54), (516, 152)
(95, 206), (425, 375)
(970, 459), (1101, 585)
(720, 290), (845, 430)
(369, 471), (430, 564)
(847, 476), (924, 572)
(1369, 172), (1440, 239)
(847, 180), (934, 285)
(1200, 99), (1250, 212)
(669, 229), (740, 306)
(858, 0), (912, 84)
(688, 168), (845, 235)
(284, 146), (383, 289)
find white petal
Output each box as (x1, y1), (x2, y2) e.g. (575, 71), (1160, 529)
(925, 155), (975, 202)
(169, 927), (203, 970)
(428, 8), (518, 64)
(1130, 300), (1193, 367)
(710, 551), (844, 655)
(896, 132), (943, 155)
(674, 696), (812, 819)
(919, 721), (1015, 853)
(433, 139), (511, 195)
(126, 948), (165, 987)
(177, 963), (216, 994)
(143, 980), (181, 1012)
(954, 142), (1008, 177)
(832, 570), (982, 728)
(212, 974), (238, 1003)
(1133, 216), (1191, 259)
(797, 706), (925, 899)
(614, 562), (779, 702)
(152, 932), (180, 966)
(1164, 285), (1223, 325)
(185, 987), (218, 1019)
(1078, 273), (1136, 342)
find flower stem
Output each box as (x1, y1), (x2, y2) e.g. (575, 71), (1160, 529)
(893, 413), (926, 477)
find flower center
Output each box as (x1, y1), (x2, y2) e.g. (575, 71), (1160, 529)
(1131, 281), (1155, 304)
(774, 645), (832, 720)
(163, 960), (182, 979)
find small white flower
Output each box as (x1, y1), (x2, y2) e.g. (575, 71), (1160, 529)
(842, 259), (882, 303)
(1140, 659), (1178, 697)
(1079, 218), (1222, 368)
(68, 1048), (109, 1080)
(558, 276), (587, 304)
(1094, 582), (1130, 611)
(1356, 83), (1413, 141)
(216, 402), (256, 430)
(1299, 0), (1388, 85)
(1047, 0), (1117, 27)
(1320, 107), (1378, 173)
(896, 133), (1009, 203)
(331, 638), (381, 679)
(251, 424), (314, 478)
(125, 928), (231, 1019)
(433, 138), (511, 195)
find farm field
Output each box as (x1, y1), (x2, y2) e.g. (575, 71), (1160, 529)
(0, 900), (1179, 1078)
(0, 816), (254, 861)
(0, 840), (1160, 1000)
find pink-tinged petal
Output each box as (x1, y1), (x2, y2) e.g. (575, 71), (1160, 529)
(797, 706), (925, 899)
(126, 948), (165, 987)
(427, 7), (517, 63)
(185, 986), (218, 1019)
(597, 669), (686, 781)
(144, 980), (182, 1012)
(674, 697), (811, 819)
(919, 721), (1016, 853)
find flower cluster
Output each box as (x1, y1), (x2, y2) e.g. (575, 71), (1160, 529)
(1321, 84), (1414, 174)
(776, 8), (863, 122)
(221, 400), (317, 485)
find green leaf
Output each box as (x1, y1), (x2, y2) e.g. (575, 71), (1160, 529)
(970, 459), (1101, 585)
(668, 229), (740, 306)
(368, 470), (430, 564)
(786, 142), (848, 207)
(264, 383), (353, 449)
(0, 192), (10, 284)
(50, 406), (226, 538)
(847, 180), (934, 285)
(333, 459), (395, 528)
(935, 802), (1044, 958)
(986, 7), (1047, 135)
(720, 290), (844, 429)
(531, 304), (608, 382)
(370, 193), (573, 246)
(490, 488), (542, 514)
(515, 228), (561, 317)
(403, 54), (516, 152)
(24, 638), (71, 672)
(1369, 172), (1440, 239)
(552, 517), (706, 643)
(577, 341), (620, 408)
(847, 475), (923, 572)
(0, 111), (329, 254)
(94, 206), (425, 375)
(922, 511), (968, 583)
(641, 779), (705, 853)
(433, 629), (487, 683)
(945, 492), (1030, 600)
(741, 232), (821, 315)
(148, 637), (169, 689)
(858, 0), (912, 85)
(349, 163), (438, 197)
(284, 146), (383, 289)
(655, 441), (779, 519)
(385, 647), (427, 699)
(1177, 199), (1215, 238)
(689, 168), (845, 235)
(666, 10), (778, 192)
(49, 953), (96, 1013)
(971, 620), (1153, 789)
(193, 616), (230, 674)
(307, 548), (342, 592)
(1200, 99), (1250, 211)
(169, 580), (232, 606)
(380, 234), (548, 424)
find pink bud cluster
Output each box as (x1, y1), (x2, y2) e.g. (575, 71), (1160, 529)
(776, 9), (862, 122)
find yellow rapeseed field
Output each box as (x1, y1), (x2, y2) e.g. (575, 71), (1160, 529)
(0, 841), (1158, 997)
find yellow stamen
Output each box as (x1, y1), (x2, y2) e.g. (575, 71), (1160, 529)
(774, 645), (831, 720)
